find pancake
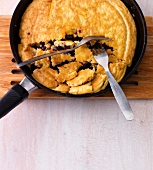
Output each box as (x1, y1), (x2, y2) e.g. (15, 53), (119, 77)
(18, 0), (137, 95)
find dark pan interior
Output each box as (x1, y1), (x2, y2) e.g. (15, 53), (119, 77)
(9, 0), (147, 98)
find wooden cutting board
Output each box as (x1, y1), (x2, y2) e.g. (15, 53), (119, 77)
(0, 16), (153, 99)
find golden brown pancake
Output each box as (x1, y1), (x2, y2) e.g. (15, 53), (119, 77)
(18, 0), (137, 95)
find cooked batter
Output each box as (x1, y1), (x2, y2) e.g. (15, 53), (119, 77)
(18, 0), (137, 94)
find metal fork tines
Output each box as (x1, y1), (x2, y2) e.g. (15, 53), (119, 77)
(92, 47), (134, 121)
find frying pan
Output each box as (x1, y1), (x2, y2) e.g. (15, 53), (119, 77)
(0, 0), (147, 118)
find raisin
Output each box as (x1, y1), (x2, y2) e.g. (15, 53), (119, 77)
(78, 29), (81, 33)
(78, 62), (93, 71)
(48, 40), (55, 45)
(102, 43), (114, 51)
(41, 46), (46, 51)
(53, 46), (64, 51)
(65, 34), (74, 40)
(67, 50), (75, 56)
(65, 34), (82, 41)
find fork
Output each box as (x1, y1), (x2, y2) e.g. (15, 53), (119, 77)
(18, 36), (110, 67)
(92, 47), (134, 120)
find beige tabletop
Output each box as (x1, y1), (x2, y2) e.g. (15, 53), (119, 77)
(0, 0), (153, 170)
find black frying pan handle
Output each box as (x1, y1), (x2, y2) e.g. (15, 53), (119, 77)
(0, 84), (29, 119)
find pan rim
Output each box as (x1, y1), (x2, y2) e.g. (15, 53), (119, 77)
(9, 0), (147, 98)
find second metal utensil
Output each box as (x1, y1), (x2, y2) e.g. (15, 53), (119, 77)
(92, 47), (134, 121)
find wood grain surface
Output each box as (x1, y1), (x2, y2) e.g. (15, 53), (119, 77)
(0, 1), (153, 170)
(0, 16), (153, 99)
